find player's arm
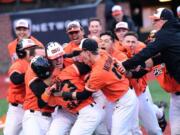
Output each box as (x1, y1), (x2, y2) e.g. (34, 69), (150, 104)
(30, 78), (49, 108)
(122, 33), (166, 70)
(61, 88), (93, 100)
(10, 72), (25, 85)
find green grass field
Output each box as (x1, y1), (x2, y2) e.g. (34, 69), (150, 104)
(0, 80), (170, 135)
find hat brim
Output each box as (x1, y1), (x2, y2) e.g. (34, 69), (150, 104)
(112, 11), (122, 16)
(149, 15), (160, 20)
(16, 26), (29, 29)
(115, 27), (129, 30)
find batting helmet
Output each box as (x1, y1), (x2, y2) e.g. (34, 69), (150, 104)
(31, 56), (53, 79)
(45, 42), (64, 60)
(16, 39), (36, 59)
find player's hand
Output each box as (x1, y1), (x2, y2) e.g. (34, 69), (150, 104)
(45, 83), (57, 95)
(116, 62), (126, 74)
(62, 91), (73, 100)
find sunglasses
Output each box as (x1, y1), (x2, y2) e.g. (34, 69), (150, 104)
(68, 31), (80, 35)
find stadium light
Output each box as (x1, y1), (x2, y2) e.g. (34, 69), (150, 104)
(159, 0), (172, 2)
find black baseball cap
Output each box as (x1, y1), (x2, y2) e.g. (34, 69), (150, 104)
(80, 38), (98, 54)
(149, 8), (175, 21)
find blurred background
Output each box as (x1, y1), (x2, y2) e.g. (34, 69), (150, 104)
(0, 0), (179, 134)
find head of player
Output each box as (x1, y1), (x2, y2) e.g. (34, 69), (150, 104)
(114, 21), (129, 43)
(66, 21), (84, 45)
(45, 42), (64, 69)
(16, 38), (38, 61)
(99, 31), (115, 53)
(31, 56), (53, 80)
(122, 31), (139, 56)
(88, 18), (102, 38)
(79, 38), (99, 66)
(14, 19), (31, 41)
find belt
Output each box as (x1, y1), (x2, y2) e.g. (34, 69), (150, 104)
(30, 109), (52, 117)
(76, 102), (96, 115)
(175, 92), (180, 96)
(11, 103), (18, 106)
(11, 103), (22, 107)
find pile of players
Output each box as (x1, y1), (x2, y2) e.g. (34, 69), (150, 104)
(3, 6), (180, 135)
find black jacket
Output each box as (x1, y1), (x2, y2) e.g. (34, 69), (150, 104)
(122, 19), (180, 83)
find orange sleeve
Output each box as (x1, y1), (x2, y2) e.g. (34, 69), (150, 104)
(41, 92), (51, 103)
(85, 70), (105, 92)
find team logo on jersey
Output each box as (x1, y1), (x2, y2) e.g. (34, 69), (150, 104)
(153, 68), (162, 76)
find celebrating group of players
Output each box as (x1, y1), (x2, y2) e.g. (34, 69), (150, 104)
(3, 5), (180, 135)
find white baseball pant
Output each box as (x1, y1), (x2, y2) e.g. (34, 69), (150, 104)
(111, 89), (140, 135)
(93, 90), (109, 135)
(3, 103), (24, 135)
(22, 110), (52, 135)
(46, 108), (76, 135)
(70, 103), (105, 135)
(169, 93), (180, 135)
(138, 87), (162, 135)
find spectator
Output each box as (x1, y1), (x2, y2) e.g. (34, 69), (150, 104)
(109, 5), (137, 32)
(177, 6), (180, 21)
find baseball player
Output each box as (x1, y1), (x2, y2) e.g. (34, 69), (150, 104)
(8, 19), (44, 63)
(22, 56), (54, 135)
(4, 39), (37, 135)
(41, 42), (104, 135)
(59, 38), (139, 135)
(64, 21), (108, 135)
(87, 18), (102, 43)
(99, 31), (134, 134)
(121, 31), (162, 135)
(63, 20), (85, 66)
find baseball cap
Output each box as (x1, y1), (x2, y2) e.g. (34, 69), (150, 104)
(149, 8), (175, 20)
(115, 22), (129, 30)
(15, 19), (29, 29)
(80, 38), (98, 54)
(66, 21), (81, 33)
(111, 5), (123, 16)
(20, 39), (36, 49)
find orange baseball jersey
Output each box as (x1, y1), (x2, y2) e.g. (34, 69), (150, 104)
(129, 78), (147, 96)
(153, 64), (180, 93)
(114, 40), (126, 52)
(42, 64), (93, 114)
(8, 36), (44, 59)
(111, 49), (127, 62)
(125, 41), (147, 96)
(7, 59), (29, 104)
(63, 41), (80, 67)
(85, 51), (129, 102)
(24, 65), (54, 113)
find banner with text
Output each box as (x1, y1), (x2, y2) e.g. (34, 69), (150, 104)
(10, 5), (97, 45)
